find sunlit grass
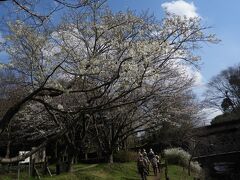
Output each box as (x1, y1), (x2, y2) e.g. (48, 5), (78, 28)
(0, 162), (196, 180)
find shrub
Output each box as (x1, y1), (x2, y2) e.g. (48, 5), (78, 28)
(164, 148), (189, 166)
(190, 160), (202, 173)
(113, 151), (138, 163)
(164, 148), (201, 173)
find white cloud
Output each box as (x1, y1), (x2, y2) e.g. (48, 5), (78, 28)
(200, 108), (222, 125)
(173, 61), (204, 86)
(193, 70), (204, 87)
(161, 0), (199, 18)
(184, 66), (203, 86)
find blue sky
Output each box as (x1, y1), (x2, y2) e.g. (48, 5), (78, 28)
(109, 0), (240, 89)
(108, 0), (240, 123)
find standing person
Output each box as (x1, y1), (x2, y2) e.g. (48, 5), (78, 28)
(142, 149), (147, 155)
(142, 150), (150, 175)
(148, 148), (155, 160)
(138, 149), (142, 156)
(151, 155), (158, 176)
(148, 149), (157, 175)
(156, 155), (161, 173)
(137, 154), (148, 180)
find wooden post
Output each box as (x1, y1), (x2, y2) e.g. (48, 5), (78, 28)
(34, 166), (41, 179)
(43, 156), (47, 175)
(30, 158), (35, 177)
(47, 166), (52, 176)
(29, 155), (32, 177)
(55, 142), (61, 175)
(17, 162), (20, 180)
(165, 159), (169, 180)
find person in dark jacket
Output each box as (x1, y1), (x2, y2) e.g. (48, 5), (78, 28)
(142, 150), (150, 175)
(137, 154), (148, 180)
(148, 148), (155, 160)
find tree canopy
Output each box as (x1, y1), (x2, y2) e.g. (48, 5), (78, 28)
(0, 0), (217, 164)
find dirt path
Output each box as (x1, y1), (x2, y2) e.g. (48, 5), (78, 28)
(148, 174), (161, 180)
(147, 170), (162, 180)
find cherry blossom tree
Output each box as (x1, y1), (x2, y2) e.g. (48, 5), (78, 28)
(0, 0), (217, 164)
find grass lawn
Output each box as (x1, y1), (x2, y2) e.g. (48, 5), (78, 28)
(0, 162), (197, 180)
(161, 165), (196, 180)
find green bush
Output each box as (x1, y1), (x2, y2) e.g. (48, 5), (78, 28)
(164, 148), (201, 173)
(113, 151), (138, 163)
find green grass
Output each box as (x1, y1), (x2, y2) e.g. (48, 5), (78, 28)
(0, 162), (197, 180)
(0, 172), (33, 180)
(161, 165), (196, 180)
(43, 162), (140, 180)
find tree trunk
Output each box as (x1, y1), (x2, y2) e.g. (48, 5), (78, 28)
(56, 158), (61, 175)
(4, 140), (11, 172)
(188, 141), (200, 176)
(55, 143), (61, 175)
(5, 141), (11, 158)
(188, 157), (193, 176)
(108, 153), (114, 163)
(66, 147), (74, 172)
(66, 157), (73, 172)
(85, 153), (88, 160)
(72, 155), (78, 164)
(30, 157), (35, 177)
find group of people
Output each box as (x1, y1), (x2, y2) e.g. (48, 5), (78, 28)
(137, 148), (161, 180)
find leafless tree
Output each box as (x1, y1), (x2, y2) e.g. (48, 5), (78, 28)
(204, 64), (240, 116)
